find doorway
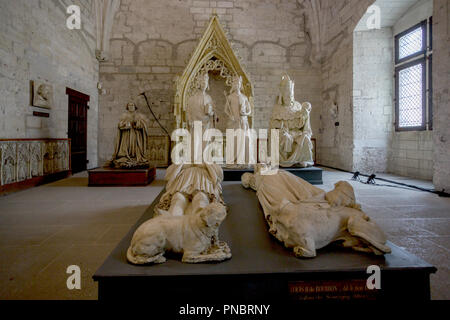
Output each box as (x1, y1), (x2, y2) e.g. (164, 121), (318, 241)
(66, 88), (89, 174)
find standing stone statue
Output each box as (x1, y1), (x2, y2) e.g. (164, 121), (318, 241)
(224, 75), (251, 130)
(109, 102), (149, 168)
(186, 72), (216, 130)
(270, 73), (314, 167)
(224, 75), (254, 167)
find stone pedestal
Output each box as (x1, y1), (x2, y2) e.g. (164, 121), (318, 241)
(93, 182), (436, 302)
(88, 167), (156, 186)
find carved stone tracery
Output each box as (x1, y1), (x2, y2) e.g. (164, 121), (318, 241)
(0, 139), (70, 187)
(30, 142), (43, 177)
(17, 143), (30, 182)
(1, 143), (17, 185)
(174, 15), (254, 129)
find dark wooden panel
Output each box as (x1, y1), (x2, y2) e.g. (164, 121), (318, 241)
(88, 167), (156, 186)
(32, 111), (49, 118)
(67, 89), (89, 174)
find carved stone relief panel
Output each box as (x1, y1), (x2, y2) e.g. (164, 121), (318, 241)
(56, 141), (69, 171)
(147, 135), (170, 167)
(17, 142), (31, 182)
(43, 142), (54, 175)
(1, 142), (17, 186)
(0, 140), (70, 187)
(30, 142), (44, 177)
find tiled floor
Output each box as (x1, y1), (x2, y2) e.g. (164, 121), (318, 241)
(0, 168), (448, 300)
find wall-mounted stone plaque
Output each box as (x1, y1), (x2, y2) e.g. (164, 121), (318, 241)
(32, 80), (53, 109)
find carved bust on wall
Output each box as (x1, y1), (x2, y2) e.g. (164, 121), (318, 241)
(32, 81), (53, 109)
(108, 102), (150, 169)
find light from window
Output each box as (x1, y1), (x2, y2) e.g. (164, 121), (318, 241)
(398, 26), (423, 60)
(398, 63), (423, 128)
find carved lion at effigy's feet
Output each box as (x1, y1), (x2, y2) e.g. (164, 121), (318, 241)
(127, 202), (231, 265)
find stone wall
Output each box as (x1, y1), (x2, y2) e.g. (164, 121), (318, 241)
(315, 0), (439, 182)
(432, 0), (450, 192)
(313, 0), (374, 171)
(353, 28), (393, 174)
(0, 0), (99, 168)
(388, 0), (434, 180)
(98, 0), (323, 164)
(389, 131), (434, 180)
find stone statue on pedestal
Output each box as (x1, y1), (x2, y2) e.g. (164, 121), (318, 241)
(109, 102), (149, 169)
(270, 74), (314, 167)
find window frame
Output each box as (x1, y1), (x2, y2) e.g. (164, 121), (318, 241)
(395, 20), (427, 64)
(428, 54), (433, 130)
(394, 57), (427, 132)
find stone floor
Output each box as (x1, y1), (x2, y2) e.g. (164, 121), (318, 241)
(0, 168), (448, 300)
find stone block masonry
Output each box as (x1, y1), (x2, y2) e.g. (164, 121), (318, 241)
(0, 0), (100, 168)
(432, 0), (450, 192)
(98, 0), (323, 165)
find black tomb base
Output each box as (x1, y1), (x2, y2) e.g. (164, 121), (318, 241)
(223, 166), (323, 184)
(93, 182), (436, 302)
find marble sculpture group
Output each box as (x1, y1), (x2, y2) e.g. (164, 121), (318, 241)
(124, 71), (391, 265)
(120, 17), (390, 264)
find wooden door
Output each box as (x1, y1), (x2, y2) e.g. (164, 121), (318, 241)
(66, 88), (89, 174)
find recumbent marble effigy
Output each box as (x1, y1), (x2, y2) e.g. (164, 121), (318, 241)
(242, 166), (391, 258)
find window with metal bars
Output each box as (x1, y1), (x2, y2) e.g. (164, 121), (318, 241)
(394, 19), (433, 131)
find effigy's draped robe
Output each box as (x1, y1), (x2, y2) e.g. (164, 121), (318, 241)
(254, 170), (391, 255)
(157, 163), (224, 212)
(255, 170), (325, 220)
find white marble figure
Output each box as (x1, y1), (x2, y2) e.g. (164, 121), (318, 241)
(224, 75), (253, 167)
(127, 163), (231, 264)
(186, 72), (216, 130)
(33, 82), (53, 109)
(127, 202), (231, 264)
(156, 163), (224, 216)
(270, 73), (314, 167)
(224, 75), (251, 130)
(242, 168), (391, 258)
